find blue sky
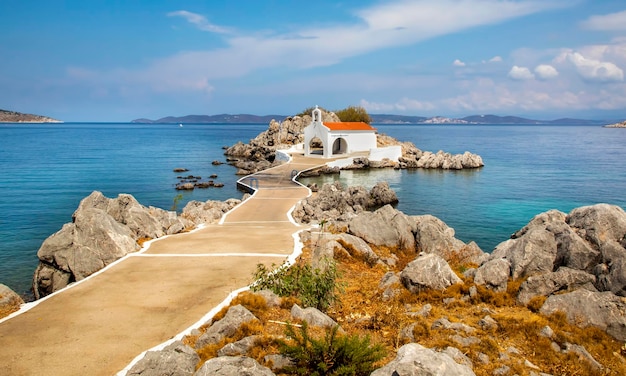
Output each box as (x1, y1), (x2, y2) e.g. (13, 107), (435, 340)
(1, 0), (626, 121)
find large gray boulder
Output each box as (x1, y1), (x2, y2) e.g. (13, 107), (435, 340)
(194, 356), (275, 376)
(81, 191), (192, 238)
(127, 341), (199, 376)
(371, 343), (476, 376)
(291, 304), (339, 328)
(491, 227), (557, 280)
(566, 204), (626, 251)
(31, 191), (201, 299)
(401, 253), (463, 292)
(412, 215), (485, 264)
(196, 305), (260, 349)
(181, 198), (241, 225)
(517, 267), (596, 305)
(349, 205), (415, 250)
(217, 335), (261, 357)
(474, 258), (511, 292)
(319, 233), (379, 266)
(292, 182), (368, 224)
(370, 181), (399, 207)
(33, 206), (137, 299)
(540, 289), (626, 341)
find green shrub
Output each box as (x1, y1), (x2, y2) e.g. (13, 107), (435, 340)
(251, 259), (341, 311)
(279, 322), (386, 376)
(334, 106), (372, 124)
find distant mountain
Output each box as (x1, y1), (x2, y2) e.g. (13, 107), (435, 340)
(0, 109), (61, 123)
(132, 114), (285, 124)
(462, 115), (609, 125)
(369, 114), (428, 124)
(132, 112), (607, 125)
(461, 114), (539, 124)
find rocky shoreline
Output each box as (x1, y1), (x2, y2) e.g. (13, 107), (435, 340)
(30, 191), (245, 300)
(0, 109), (61, 123)
(604, 120), (626, 128)
(224, 109), (484, 175)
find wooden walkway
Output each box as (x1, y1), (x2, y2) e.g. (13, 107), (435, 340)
(0, 152), (330, 376)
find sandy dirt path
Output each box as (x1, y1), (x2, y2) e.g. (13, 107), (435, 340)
(0, 153), (329, 376)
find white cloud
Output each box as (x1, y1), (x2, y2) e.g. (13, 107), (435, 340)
(167, 10), (229, 33)
(489, 56), (503, 63)
(581, 10), (626, 31)
(534, 64), (559, 80)
(508, 66), (535, 80)
(453, 59), (466, 67)
(565, 52), (624, 82)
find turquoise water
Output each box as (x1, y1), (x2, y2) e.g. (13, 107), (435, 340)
(301, 124), (626, 255)
(1, 123), (625, 297)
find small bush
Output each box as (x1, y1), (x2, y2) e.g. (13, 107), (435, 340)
(251, 259), (341, 311)
(334, 106), (372, 124)
(279, 322), (386, 376)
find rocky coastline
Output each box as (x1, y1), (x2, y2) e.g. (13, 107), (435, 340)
(30, 191), (245, 300)
(224, 109), (484, 175)
(0, 109), (61, 123)
(604, 120), (626, 128)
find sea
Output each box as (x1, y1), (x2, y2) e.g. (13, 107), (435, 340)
(1, 122), (625, 298)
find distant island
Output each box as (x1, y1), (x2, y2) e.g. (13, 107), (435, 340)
(133, 113), (610, 125)
(0, 109), (61, 123)
(604, 120), (626, 128)
(132, 114), (284, 124)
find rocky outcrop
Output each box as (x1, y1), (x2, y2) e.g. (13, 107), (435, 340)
(224, 110), (483, 175)
(0, 284), (24, 316)
(127, 341), (199, 376)
(414, 150), (484, 169)
(400, 253), (463, 292)
(180, 198), (242, 225)
(32, 191), (239, 299)
(295, 183), (485, 264)
(195, 305), (260, 349)
(292, 181), (398, 224)
(349, 204), (415, 250)
(472, 204), (626, 340)
(291, 304), (339, 328)
(541, 289), (626, 341)
(412, 215), (486, 265)
(370, 343), (476, 376)
(195, 356), (275, 376)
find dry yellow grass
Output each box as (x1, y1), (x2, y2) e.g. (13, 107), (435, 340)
(185, 240), (626, 375)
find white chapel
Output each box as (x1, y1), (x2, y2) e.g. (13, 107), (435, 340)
(303, 106), (378, 158)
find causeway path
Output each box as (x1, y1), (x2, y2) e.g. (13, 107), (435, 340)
(0, 152), (330, 376)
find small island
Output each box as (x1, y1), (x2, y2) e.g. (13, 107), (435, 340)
(604, 120), (626, 128)
(0, 109), (61, 123)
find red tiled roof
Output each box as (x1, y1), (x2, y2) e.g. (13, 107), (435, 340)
(323, 122), (377, 131)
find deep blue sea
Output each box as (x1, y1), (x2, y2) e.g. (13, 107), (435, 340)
(1, 122), (625, 297)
